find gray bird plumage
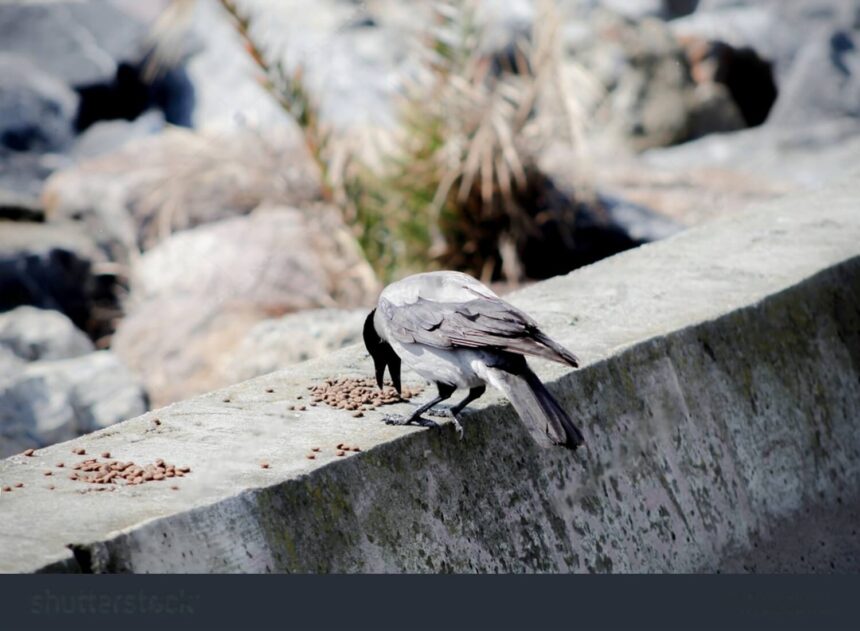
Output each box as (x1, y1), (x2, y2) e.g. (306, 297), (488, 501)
(364, 271), (584, 449)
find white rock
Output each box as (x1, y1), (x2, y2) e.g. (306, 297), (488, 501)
(0, 306), (94, 362)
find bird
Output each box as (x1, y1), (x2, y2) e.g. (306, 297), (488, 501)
(362, 271), (584, 449)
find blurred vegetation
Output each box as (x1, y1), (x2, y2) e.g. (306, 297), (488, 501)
(214, 0), (582, 283)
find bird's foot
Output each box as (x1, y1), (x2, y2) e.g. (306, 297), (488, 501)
(426, 407), (453, 419)
(451, 415), (464, 440)
(382, 414), (439, 429)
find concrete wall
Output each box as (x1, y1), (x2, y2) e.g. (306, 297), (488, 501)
(1, 174), (858, 573)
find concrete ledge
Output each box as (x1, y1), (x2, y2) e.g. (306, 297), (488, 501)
(2, 174), (859, 573)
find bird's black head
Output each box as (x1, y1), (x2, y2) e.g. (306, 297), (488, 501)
(363, 309), (401, 394)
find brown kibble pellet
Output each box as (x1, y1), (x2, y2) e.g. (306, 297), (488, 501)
(171, 485), (179, 491)
(101, 451), (111, 458)
(336, 443), (344, 449)
(311, 447), (320, 452)
(352, 447), (361, 452)
(23, 448), (35, 457)
(153, 418), (162, 426)
(178, 466), (190, 473)
(68, 474), (77, 480)
(55, 462), (64, 468)
(223, 397), (231, 403)
(48, 485), (55, 490)
(288, 405), (295, 410)
(296, 395), (303, 400)
(14, 482), (23, 488)
(2, 486), (11, 492)
(260, 462), (270, 469)
(43, 471), (52, 476)
(336, 451), (346, 457)
(352, 412), (363, 418)
(306, 454), (316, 460)
(72, 448), (85, 455)
(265, 388), (274, 393)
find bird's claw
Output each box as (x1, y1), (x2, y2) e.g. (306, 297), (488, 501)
(383, 414), (439, 429)
(451, 415), (464, 440)
(426, 407), (453, 419)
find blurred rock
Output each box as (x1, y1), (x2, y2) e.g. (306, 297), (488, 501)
(0, 222), (114, 339)
(0, 306), (94, 363)
(0, 54), (78, 154)
(184, 0), (296, 130)
(0, 0), (149, 87)
(42, 127), (323, 262)
(767, 30), (860, 126)
(226, 308), (367, 382)
(0, 188), (43, 222)
(112, 206), (380, 406)
(70, 111), (166, 161)
(0, 351), (147, 458)
(568, 10), (744, 152)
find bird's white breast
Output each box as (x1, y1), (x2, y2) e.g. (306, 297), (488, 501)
(389, 338), (488, 390)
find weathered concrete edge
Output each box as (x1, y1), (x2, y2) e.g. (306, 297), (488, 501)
(60, 255), (860, 572)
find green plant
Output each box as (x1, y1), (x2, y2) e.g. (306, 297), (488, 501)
(154, 0), (584, 283)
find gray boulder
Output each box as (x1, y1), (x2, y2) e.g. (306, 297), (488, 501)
(226, 308), (368, 382)
(0, 0), (150, 87)
(0, 306), (93, 363)
(567, 10), (744, 151)
(767, 30), (860, 126)
(0, 222), (109, 338)
(42, 127), (323, 261)
(0, 351), (147, 458)
(111, 206), (379, 406)
(0, 54), (78, 154)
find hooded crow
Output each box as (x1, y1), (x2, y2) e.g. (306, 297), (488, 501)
(363, 271), (584, 449)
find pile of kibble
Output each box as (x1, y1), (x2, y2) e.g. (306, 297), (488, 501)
(1, 448), (191, 493)
(305, 377), (423, 417)
(68, 455), (190, 487)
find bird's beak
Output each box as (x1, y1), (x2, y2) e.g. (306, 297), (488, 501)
(373, 353), (387, 390)
(372, 345), (402, 395)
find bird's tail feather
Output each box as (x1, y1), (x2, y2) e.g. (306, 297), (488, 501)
(488, 366), (584, 449)
(534, 331), (579, 368)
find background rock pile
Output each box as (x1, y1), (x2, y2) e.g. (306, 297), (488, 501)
(2, 0), (859, 455)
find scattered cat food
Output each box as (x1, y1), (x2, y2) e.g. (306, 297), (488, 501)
(306, 377), (423, 413)
(14, 482), (23, 488)
(43, 471), (52, 476)
(336, 451), (346, 457)
(306, 454), (316, 460)
(265, 388), (274, 393)
(56, 462), (64, 468)
(72, 448), (86, 455)
(311, 447), (320, 452)
(23, 448), (35, 457)
(101, 451), (111, 459)
(65, 456), (191, 487)
(260, 462), (270, 469)
(2, 486), (11, 492)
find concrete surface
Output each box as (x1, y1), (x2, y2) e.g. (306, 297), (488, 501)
(1, 173), (859, 573)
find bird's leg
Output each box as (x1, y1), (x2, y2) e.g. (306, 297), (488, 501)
(383, 383), (455, 428)
(445, 385), (486, 439)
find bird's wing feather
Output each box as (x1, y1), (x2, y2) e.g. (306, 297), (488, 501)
(379, 294), (579, 367)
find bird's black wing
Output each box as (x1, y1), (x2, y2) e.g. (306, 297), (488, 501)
(379, 295), (579, 367)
